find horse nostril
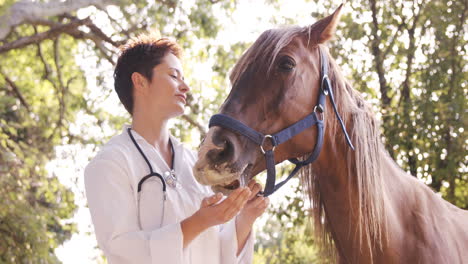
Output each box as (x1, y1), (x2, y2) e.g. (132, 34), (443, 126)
(207, 137), (235, 165)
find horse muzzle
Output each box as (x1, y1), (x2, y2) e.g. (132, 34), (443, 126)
(193, 127), (255, 194)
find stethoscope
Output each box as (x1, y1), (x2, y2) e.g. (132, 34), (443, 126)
(127, 127), (178, 229)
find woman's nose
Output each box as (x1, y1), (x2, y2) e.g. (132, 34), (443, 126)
(179, 81), (190, 93)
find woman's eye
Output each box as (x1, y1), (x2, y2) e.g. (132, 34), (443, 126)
(170, 74), (177, 79)
(278, 57), (296, 72)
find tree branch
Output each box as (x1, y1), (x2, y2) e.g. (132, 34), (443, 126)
(400, 0), (425, 105)
(53, 37), (65, 93)
(95, 7), (143, 42)
(0, 16), (119, 64)
(95, 6), (126, 32)
(382, 22), (405, 58)
(0, 0), (115, 40)
(181, 115), (206, 138)
(1, 70), (31, 112)
(50, 37), (66, 139)
(91, 39), (116, 64)
(0, 18), (92, 53)
(34, 26), (55, 87)
(445, 0), (467, 199)
(369, 0), (391, 107)
(61, 12), (123, 47)
(87, 20), (121, 47)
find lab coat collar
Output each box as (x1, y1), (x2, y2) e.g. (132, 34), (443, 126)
(122, 124), (183, 150)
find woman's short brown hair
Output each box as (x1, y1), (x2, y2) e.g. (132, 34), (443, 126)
(113, 33), (182, 115)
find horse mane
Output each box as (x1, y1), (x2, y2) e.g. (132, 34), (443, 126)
(300, 50), (388, 260)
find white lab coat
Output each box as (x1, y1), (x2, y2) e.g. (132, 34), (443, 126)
(84, 125), (254, 264)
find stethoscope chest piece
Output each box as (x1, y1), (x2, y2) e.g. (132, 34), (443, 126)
(164, 170), (181, 189)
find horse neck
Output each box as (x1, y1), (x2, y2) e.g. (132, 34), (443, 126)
(306, 68), (392, 262)
(309, 134), (390, 263)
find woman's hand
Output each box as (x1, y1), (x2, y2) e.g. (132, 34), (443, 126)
(181, 187), (251, 248)
(196, 187), (252, 227)
(237, 180), (269, 226)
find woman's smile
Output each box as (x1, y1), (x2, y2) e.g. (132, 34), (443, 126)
(175, 93), (187, 104)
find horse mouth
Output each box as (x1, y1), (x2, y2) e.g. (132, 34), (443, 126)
(211, 164), (253, 194)
(218, 179), (241, 190)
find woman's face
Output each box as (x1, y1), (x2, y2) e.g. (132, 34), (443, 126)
(144, 52), (190, 118)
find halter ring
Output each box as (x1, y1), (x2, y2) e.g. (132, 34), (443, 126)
(314, 105), (325, 121)
(260, 135), (276, 154)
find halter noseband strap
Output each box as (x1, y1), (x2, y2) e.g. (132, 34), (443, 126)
(209, 47), (354, 196)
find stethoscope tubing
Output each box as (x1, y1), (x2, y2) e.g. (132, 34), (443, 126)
(127, 128), (174, 229)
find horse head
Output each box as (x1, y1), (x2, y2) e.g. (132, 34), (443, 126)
(193, 5), (345, 194)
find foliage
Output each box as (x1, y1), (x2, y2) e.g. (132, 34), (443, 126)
(254, 223), (325, 264)
(0, 31), (81, 263)
(329, 0), (467, 208)
(253, 179), (331, 264)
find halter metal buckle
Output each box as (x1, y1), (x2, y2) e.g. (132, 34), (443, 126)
(321, 74), (330, 95)
(260, 135), (276, 154)
(313, 105), (325, 121)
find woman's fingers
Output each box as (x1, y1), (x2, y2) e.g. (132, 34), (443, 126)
(216, 187), (245, 208)
(249, 196), (266, 208)
(246, 180), (262, 200)
(260, 197), (269, 209)
(198, 187), (258, 226)
(247, 179), (255, 189)
(223, 187), (251, 218)
(250, 183), (262, 199)
(202, 187), (257, 224)
(201, 192), (223, 208)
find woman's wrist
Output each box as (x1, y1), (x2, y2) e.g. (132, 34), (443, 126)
(181, 212), (210, 248)
(182, 212), (209, 232)
(237, 212), (255, 228)
(235, 215), (254, 256)
(235, 214), (255, 236)
(192, 210), (212, 230)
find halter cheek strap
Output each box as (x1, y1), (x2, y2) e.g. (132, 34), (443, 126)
(209, 47), (354, 196)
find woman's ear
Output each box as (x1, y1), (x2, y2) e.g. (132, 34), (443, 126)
(131, 72), (149, 95)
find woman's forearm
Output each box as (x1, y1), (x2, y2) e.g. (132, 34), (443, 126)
(180, 213), (208, 249)
(235, 216), (253, 256)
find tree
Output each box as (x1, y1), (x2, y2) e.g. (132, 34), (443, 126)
(334, 0), (467, 208)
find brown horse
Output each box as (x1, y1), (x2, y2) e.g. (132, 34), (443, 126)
(193, 5), (468, 264)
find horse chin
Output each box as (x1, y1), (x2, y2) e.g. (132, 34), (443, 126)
(210, 164), (253, 195)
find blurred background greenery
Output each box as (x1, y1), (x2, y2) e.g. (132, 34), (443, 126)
(0, 0), (466, 263)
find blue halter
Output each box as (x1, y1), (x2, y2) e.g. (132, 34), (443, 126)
(209, 48), (354, 196)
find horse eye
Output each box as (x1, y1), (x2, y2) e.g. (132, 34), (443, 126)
(278, 57), (296, 72)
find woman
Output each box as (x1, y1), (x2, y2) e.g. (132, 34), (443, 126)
(84, 33), (269, 264)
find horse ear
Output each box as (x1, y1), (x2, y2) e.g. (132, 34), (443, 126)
(308, 4), (343, 43)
